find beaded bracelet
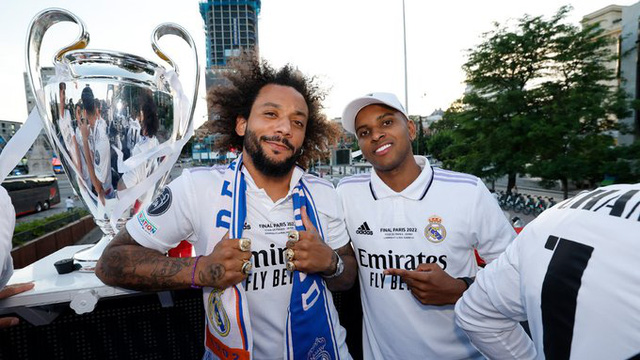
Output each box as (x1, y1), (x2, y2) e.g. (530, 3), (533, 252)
(191, 255), (203, 289)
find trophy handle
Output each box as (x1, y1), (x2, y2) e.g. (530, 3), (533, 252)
(151, 23), (200, 140)
(25, 8), (89, 109)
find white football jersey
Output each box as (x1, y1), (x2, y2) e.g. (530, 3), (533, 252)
(58, 109), (79, 166)
(127, 118), (141, 150)
(74, 126), (91, 190)
(121, 136), (160, 205)
(336, 156), (515, 360)
(126, 166), (351, 359)
(89, 117), (112, 192)
(455, 184), (640, 360)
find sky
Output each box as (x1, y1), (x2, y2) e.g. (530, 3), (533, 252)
(0, 0), (637, 129)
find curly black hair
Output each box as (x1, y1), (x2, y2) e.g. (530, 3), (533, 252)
(139, 91), (158, 137)
(206, 53), (339, 168)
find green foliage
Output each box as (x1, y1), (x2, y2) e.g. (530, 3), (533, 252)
(428, 6), (636, 197)
(13, 208), (90, 247)
(409, 115), (428, 155)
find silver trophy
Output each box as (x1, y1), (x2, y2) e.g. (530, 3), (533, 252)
(26, 8), (199, 271)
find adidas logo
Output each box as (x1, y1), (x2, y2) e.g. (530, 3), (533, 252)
(356, 222), (373, 235)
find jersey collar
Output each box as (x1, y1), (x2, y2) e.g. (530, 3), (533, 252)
(369, 156), (434, 201)
(241, 164), (305, 205)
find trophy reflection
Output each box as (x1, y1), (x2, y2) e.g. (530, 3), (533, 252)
(26, 8), (199, 271)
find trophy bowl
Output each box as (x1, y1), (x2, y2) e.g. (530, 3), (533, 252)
(26, 8), (199, 271)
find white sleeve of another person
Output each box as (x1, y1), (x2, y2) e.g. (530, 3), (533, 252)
(315, 184), (350, 251)
(455, 239), (536, 359)
(472, 182), (516, 263)
(0, 187), (15, 289)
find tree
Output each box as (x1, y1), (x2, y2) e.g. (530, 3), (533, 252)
(444, 9), (567, 193)
(433, 6), (631, 198)
(410, 115), (427, 155)
(525, 12), (630, 198)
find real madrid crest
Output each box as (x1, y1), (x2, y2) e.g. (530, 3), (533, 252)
(207, 290), (231, 337)
(425, 215), (447, 243)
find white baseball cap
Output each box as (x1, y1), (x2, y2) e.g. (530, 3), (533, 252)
(341, 92), (408, 134)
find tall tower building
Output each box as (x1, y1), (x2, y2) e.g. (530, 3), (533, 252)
(199, 0), (261, 70)
(197, 1), (261, 160)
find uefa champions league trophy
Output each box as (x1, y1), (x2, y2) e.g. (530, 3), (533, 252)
(26, 8), (199, 271)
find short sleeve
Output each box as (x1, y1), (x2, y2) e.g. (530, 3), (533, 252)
(311, 182), (349, 251)
(472, 182), (516, 263)
(126, 171), (196, 253)
(121, 143), (144, 189)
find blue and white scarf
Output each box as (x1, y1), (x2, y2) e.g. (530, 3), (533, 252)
(204, 154), (340, 360)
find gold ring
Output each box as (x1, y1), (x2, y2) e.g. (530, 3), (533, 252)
(287, 230), (299, 242)
(239, 238), (251, 252)
(241, 260), (252, 275)
(284, 248), (295, 261)
(286, 261), (296, 272)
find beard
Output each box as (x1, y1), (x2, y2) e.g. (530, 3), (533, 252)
(243, 128), (301, 178)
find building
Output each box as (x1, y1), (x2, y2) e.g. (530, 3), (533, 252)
(0, 120), (22, 148)
(24, 68), (56, 115)
(583, 3), (638, 145)
(199, 0), (261, 89)
(22, 68), (55, 175)
(421, 109), (444, 136)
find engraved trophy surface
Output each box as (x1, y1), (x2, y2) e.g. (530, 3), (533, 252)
(26, 8), (199, 271)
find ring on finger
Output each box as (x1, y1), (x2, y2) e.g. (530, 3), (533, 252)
(284, 248), (295, 261)
(286, 261), (296, 272)
(239, 238), (251, 252)
(287, 230), (299, 242)
(241, 260), (253, 275)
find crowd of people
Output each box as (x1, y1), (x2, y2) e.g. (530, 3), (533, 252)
(2, 54), (638, 359)
(56, 82), (162, 210)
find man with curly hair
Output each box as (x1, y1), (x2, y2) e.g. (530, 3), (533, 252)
(97, 55), (357, 360)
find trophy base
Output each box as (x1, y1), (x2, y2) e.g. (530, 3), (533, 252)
(73, 235), (112, 272)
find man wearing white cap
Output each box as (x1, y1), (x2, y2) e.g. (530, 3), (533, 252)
(337, 92), (516, 359)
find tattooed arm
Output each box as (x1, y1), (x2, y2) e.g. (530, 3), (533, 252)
(96, 228), (250, 291)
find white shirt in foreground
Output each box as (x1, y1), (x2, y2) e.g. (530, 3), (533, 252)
(455, 183), (640, 360)
(336, 156), (515, 360)
(0, 186), (16, 289)
(126, 165), (351, 360)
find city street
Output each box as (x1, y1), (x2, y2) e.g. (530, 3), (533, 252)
(15, 172), (80, 224)
(16, 164), (186, 224)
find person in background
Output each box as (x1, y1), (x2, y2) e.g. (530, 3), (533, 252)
(65, 196), (75, 211)
(118, 91), (160, 212)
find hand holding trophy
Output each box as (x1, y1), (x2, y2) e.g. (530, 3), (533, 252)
(26, 8), (200, 271)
